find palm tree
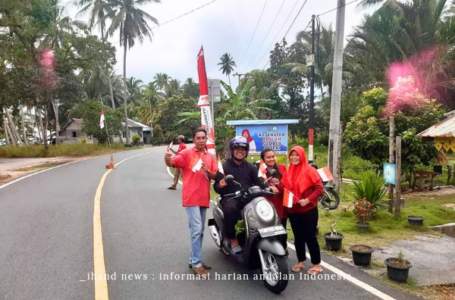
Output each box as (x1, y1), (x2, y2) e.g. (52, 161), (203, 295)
(346, 0), (454, 103)
(153, 72), (171, 92)
(126, 77), (144, 105)
(218, 53), (236, 86)
(140, 81), (164, 138)
(76, 0), (117, 111)
(102, 0), (160, 145)
(166, 79), (182, 97)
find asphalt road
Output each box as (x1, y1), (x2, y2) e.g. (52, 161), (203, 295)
(0, 146), (423, 300)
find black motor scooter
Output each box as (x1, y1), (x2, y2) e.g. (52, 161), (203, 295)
(208, 172), (289, 294)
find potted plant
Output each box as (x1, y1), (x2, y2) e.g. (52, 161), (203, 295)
(353, 198), (377, 231)
(384, 250), (412, 282)
(407, 215), (424, 226)
(324, 221), (344, 251)
(350, 245), (374, 266)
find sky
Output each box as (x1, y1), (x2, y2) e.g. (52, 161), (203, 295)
(65, 0), (379, 89)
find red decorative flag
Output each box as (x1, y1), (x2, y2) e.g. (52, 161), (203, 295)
(317, 167), (333, 182)
(196, 46), (215, 156)
(283, 188), (296, 208)
(100, 109), (105, 129)
(257, 159), (267, 179)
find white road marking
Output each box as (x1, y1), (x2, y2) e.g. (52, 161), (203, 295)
(286, 243), (396, 300)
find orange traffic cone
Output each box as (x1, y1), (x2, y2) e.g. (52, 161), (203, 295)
(106, 154), (115, 169)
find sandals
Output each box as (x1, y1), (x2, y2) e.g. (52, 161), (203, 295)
(167, 186), (176, 190)
(307, 267), (324, 275)
(291, 263), (305, 273)
(223, 240), (243, 256)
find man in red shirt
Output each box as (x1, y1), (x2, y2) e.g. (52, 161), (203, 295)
(164, 128), (217, 279)
(168, 135), (187, 190)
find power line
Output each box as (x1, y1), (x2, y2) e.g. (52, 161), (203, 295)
(254, 0), (302, 69)
(245, 0), (287, 70)
(238, 0), (269, 67)
(151, 0), (218, 29)
(260, 0), (360, 70)
(259, 0), (309, 70)
(262, 19), (311, 70)
(317, 0), (360, 17)
(108, 0), (219, 45)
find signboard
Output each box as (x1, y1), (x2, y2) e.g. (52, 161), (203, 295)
(208, 79), (221, 102)
(383, 163), (396, 185)
(235, 125), (288, 155)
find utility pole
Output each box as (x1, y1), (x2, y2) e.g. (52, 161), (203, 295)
(233, 73), (245, 88)
(308, 15), (316, 163)
(328, 0), (345, 189)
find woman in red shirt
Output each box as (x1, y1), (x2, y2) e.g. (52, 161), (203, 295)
(281, 146), (324, 274)
(260, 149), (288, 255)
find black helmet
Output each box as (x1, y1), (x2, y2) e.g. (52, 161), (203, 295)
(229, 136), (249, 158)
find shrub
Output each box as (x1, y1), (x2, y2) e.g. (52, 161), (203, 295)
(132, 134), (141, 146)
(351, 173), (388, 210)
(353, 198), (377, 224)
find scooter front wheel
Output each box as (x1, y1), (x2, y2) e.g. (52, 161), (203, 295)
(261, 252), (288, 294)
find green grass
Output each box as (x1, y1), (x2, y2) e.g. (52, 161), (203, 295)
(284, 195), (455, 251)
(0, 143), (139, 158)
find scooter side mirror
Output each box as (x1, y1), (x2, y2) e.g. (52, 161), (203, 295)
(225, 175), (234, 184)
(269, 169), (277, 177)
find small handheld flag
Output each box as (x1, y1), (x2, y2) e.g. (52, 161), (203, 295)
(283, 188), (296, 208)
(257, 159), (267, 179)
(217, 155), (224, 176)
(192, 158), (203, 172)
(100, 109), (105, 129)
(168, 140), (174, 151)
(317, 167), (333, 182)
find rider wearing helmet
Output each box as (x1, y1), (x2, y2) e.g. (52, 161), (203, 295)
(214, 136), (266, 256)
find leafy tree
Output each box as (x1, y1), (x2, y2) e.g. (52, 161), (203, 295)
(74, 99), (123, 143)
(344, 81), (445, 176)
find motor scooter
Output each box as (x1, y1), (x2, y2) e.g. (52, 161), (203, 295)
(208, 171), (289, 294)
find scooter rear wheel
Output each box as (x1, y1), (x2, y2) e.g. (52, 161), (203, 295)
(261, 252), (288, 294)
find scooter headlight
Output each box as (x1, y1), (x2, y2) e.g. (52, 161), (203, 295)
(255, 200), (274, 222)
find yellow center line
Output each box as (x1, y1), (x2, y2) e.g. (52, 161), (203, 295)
(93, 151), (157, 300)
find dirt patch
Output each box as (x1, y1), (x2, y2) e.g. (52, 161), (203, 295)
(0, 157), (88, 185)
(402, 186), (455, 196)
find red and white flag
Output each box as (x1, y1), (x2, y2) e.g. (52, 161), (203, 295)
(99, 109), (105, 129)
(168, 140), (174, 151)
(283, 188), (296, 208)
(257, 159), (267, 179)
(217, 155), (224, 176)
(317, 167), (333, 182)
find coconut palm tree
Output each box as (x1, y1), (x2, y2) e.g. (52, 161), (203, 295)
(140, 81), (164, 137)
(102, 0), (160, 145)
(153, 73), (171, 92)
(76, 0), (117, 110)
(166, 79), (182, 97)
(126, 77), (144, 105)
(218, 53), (236, 86)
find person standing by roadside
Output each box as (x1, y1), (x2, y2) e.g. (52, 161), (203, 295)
(168, 135), (187, 190)
(281, 146), (324, 275)
(260, 148), (289, 255)
(164, 128), (217, 279)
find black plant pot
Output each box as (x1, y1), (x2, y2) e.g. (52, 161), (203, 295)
(384, 258), (412, 282)
(356, 222), (370, 232)
(407, 215), (424, 226)
(324, 233), (344, 251)
(350, 245), (374, 266)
